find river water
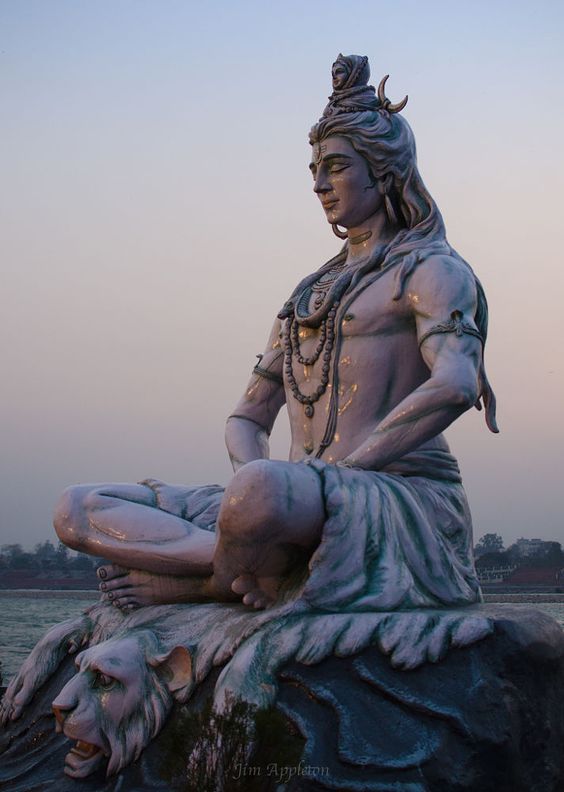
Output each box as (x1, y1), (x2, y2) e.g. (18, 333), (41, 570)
(1, 591), (563, 683)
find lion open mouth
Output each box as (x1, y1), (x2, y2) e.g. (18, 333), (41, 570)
(64, 740), (105, 778)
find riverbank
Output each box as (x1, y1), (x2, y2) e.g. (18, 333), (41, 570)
(0, 571), (98, 591)
(1, 589), (564, 604)
(0, 589), (99, 599)
(483, 593), (564, 603)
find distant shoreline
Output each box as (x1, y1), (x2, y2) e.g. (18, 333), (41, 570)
(1, 589), (564, 604)
(0, 589), (99, 599)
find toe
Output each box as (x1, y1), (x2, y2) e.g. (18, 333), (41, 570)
(103, 576), (130, 592)
(231, 574), (257, 595)
(242, 587), (275, 610)
(114, 596), (139, 611)
(97, 564), (128, 581)
(242, 589), (262, 606)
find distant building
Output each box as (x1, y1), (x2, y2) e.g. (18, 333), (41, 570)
(513, 538), (558, 558)
(476, 565), (516, 584)
(503, 566), (563, 586)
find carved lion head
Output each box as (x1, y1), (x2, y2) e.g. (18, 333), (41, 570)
(52, 630), (192, 778)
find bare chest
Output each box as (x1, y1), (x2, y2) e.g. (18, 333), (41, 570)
(289, 271), (409, 356)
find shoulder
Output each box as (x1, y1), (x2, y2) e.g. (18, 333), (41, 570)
(406, 254), (477, 317)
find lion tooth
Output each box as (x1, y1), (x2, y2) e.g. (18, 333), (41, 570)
(71, 740), (99, 758)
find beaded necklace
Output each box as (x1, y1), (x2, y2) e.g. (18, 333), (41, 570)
(279, 241), (392, 430)
(282, 258), (346, 417)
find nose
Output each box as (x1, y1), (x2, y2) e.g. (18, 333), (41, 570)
(313, 170), (330, 194)
(52, 702), (71, 730)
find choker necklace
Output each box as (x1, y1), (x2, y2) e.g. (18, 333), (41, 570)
(349, 229), (372, 245)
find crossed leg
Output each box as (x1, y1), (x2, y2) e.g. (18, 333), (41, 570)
(209, 460), (325, 607)
(54, 482), (219, 608)
(53, 460), (326, 610)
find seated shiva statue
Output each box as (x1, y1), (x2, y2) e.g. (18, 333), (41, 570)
(54, 54), (498, 614)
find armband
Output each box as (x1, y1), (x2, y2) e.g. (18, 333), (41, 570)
(252, 354), (284, 386)
(418, 310), (483, 348)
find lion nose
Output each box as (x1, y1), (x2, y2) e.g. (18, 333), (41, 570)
(52, 701), (71, 732)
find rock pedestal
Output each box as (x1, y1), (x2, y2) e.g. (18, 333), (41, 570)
(1, 605), (563, 791)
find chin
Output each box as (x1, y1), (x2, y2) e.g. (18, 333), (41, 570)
(325, 212), (345, 227)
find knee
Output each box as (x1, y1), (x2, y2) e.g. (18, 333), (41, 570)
(219, 460), (283, 541)
(53, 485), (91, 550)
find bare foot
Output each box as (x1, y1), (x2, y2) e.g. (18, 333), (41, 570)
(231, 574), (279, 609)
(97, 564), (218, 609)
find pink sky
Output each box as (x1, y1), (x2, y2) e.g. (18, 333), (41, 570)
(1, 1), (563, 549)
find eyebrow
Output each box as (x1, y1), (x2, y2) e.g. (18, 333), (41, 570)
(309, 153), (353, 172)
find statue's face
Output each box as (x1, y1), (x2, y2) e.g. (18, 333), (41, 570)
(331, 62), (348, 90)
(310, 136), (381, 229)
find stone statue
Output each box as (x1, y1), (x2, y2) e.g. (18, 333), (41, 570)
(50, 53), (497, 617)
(5, 56), (561, 791)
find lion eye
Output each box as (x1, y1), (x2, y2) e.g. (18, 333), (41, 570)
(93, 671), (116, 690)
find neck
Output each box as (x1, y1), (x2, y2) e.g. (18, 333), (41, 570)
(345, 210), (398, 265)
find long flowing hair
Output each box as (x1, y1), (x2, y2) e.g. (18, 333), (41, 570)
(307, 109), (498, 432)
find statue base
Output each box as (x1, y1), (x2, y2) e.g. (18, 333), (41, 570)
(1, 605), (563, 791)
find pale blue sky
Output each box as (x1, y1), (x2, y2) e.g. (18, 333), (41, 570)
(1, 0), (563, 548)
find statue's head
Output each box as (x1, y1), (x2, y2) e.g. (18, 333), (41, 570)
(331, 53), (370, 91)
(310, 55), (443, 239)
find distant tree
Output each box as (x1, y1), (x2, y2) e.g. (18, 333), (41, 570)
(34, 540), (58, 569)
(1, 544), (26, 568)
(55, 541), (70, 570)
(528, 542), (564, 568)
(71, 552), (94, 571)
(475, 533), (505, 557)
(12, 551), (36, 570)
(474, 550), (511, 569)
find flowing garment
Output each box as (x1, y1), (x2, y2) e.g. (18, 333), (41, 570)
(142, 449), (481, 612)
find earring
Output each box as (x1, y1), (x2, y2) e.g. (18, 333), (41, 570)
(378, 173), (398, 227)
(384, 194), (398, 226)
(332, 223), (348, 240)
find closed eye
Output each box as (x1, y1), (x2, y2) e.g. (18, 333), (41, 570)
(92, 671), (117, 690)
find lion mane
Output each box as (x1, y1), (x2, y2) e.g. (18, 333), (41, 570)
(52, 629), (192, 778)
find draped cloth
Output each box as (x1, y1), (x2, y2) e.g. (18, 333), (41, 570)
(144, 449), (481, 613)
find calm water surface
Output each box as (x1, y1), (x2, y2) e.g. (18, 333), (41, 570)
(1, 591), (563, 683)
(0, 591), (97, 683)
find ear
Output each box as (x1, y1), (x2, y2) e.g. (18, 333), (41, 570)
(149, 646), (193, 694)
(378, 173), (394, 195)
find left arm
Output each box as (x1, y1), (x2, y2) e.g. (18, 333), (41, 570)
(342, 256), (482, 470)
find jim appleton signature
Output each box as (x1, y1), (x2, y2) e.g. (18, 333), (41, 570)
(232, 760), (329, 784)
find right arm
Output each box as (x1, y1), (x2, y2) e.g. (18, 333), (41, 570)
(225, 319), (286, 472)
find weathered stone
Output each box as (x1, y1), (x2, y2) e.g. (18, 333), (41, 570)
(1, 605), (562, 791)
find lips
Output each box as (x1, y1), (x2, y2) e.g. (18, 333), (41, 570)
(321, 199), (339, 210)
(64, 740), (105, 778)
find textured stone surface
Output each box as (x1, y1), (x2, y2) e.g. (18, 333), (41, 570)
(1, 605), (563, 791)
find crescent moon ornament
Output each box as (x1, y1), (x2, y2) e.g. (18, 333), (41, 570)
(377, 74), (389, 105)
(377, 74), (408, 114)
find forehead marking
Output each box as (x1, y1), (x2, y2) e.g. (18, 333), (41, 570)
(312, 143), (327, 165)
